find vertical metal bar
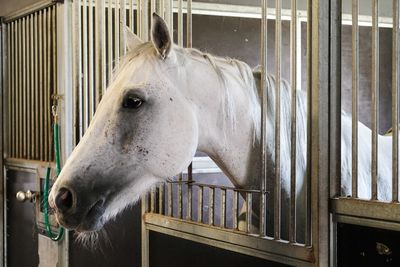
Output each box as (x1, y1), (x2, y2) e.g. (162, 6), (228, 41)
(178, 175), (183, 219)
(197, 185), (203, 223)
(18, 19), (23, 158)
(289, 0), (297, 243)
(208, 187), (214, 226)
(43, 9), (48, 161)
(164, 0), (172, 33)
(137, 0), (141, 36)
(82, 0), (88, 133)
(88, 0), (94, 119)
(158, 0), (164, 18)
(186, 0), (192, 48)
(29, 15), (33, 159)
(220, 189), (226, 228)
(177, 0), (183, 47)
(246, 192), (252, 233)
(371, 0), (379, 200)
(141, 197), (149, 267)
(47, 8), (52, 162)
(38, 15), (43, 160)
(150, 0), (155, 17)
(259, 0), (268, 238)
(150, 187), (155, 212)
(108, 0), (113, 83)
(167, 182), (172, 216)
(95, 0), (106, 106)
(52, 6), (56, 161)
(393, 0), (399, 203)
(310, 0), (330, 264)
(8, 22), (13, 158)
(352, 0), (359, 198)
(72, 0), (82, 145)
(114, 0), (120, 67)
(233, 190), (238, 230)
(34, 14), (39, 158)
(120, 0), (127, 56)
(141, 0), (149, 41)
(22, 17), (27, 159)
(274, 0), (282, 240)
(305, 0), (312, 247)
(158, 183), (164, 214)
(187, 163), (193, 220)
(330, 0), (342, 263)
(7, 22), (11, 158)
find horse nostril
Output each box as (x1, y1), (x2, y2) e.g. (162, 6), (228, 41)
(55, 187), (74, 212)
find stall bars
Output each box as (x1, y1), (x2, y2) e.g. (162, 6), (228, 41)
(330, 0), (400, 235)
(66, 0), (331, 266)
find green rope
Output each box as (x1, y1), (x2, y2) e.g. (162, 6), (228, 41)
(42, 122), (64, 241)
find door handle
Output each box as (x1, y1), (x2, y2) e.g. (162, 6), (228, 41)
(16, 190), (37, 203)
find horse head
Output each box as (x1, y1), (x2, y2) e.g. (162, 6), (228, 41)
(49, 13), (198, 234)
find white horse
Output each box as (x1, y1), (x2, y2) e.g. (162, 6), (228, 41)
(49, 13), (394, 244)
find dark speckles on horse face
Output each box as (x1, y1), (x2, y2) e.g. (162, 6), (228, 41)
(169, 97), (173, 102)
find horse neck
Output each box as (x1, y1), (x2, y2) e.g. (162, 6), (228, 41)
(185, 58), (262, 189)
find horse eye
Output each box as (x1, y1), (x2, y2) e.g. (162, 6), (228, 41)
(123, 96), (143, 109)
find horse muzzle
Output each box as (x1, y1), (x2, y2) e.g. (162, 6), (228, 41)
(50, 187), (107, 232)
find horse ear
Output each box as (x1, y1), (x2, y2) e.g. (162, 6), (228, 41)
(151, 13), (172, 60)
(125, 26), (143, 52)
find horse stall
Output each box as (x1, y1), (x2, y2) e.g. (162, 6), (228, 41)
(0, 0), (399, 266)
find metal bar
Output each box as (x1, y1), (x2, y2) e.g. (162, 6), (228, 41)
(95, 0), (106, 106)
(88, 0), (94, 119)
(310, 0), (330, 264)
(8, 22), (13, 158)
(371, 0), (379, 200)
(72, 0), (82, 145)
(187, 163), (193, 220)
(186, 0), (192, 48)
(22, 17), (27, 159)
(29, 14), (33, 159)
(274, 0), (282, 240)
(393, 0), (400, 203)
(177, 0), (183, 47)
(159, 183), (164, 214)
(150, 187), (155, 212)
(47, 8), (52, 162)
(43, 9), (48, 161)
(305, 0), (312, 247)
(7, 22), (11, 158)
(137, 0), (141, 36)
(352, 0), (359, 198)
(167, 182), (172, 216)
(289, 0), (297, 243)
(144, 213), (315, 267)
(140, 0), (149, 41)
(158, 0), (164, 18)
(150, 0), (156, 16)
(3, 0), (56, 23)
(233, 190), (239, 230)
(198, 185), (203, 223)
(120, 0), (126, 56)
(114, 0), (120, 68)
(82, 0), (88, 133)
(246, 192), (252, 233)
(51, 5), (56, 161)
(37, 16), (42, 160)
(164, 0), (172, 32)
(221, 189), (226, 228)
(259, 0), (268, 239)
(178, 174), (183, 219)
(208, 187), (214, 226)
(141, 197), (149, 267)
(107, 0), (113, 83)
(17, 19), (22, 158)
(34, 14), (39, 158)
